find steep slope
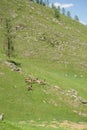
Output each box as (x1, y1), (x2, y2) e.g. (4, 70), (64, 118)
(0, 0), (87, 73)
(0, 0), (87, 128)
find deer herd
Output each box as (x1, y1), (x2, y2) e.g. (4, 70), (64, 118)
(25, 76), (46, 91)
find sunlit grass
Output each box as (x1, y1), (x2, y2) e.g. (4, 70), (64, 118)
(0, 0), (87, 130)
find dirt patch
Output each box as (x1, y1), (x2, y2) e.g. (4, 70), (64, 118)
(60, 120), (87, 130)
(47, 124), (58, 128)
(19, 120), (87, 130)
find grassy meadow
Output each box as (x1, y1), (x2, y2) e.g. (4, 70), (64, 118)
(0, 0), (87, 129)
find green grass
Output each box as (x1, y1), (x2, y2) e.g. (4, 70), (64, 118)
(22, 58), (87, 98)
(0, 121), (68, 130)
(0, 0), (87, 129)
(0, 60), (87, 123)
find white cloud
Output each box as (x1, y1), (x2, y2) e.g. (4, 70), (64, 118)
(62, 4), (74, 8)
(52, 2), (74, 9)
(80, 21), (87, 25)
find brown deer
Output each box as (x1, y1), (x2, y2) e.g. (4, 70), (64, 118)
(25, 77), (32, 84)
(27, 85), (32, 91)
(36, 79), (46, 85)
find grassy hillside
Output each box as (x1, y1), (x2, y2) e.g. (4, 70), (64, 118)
(0, 0), (87, 129)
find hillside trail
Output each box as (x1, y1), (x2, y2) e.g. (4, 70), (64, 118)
(19, 120), (87, 130)
(60, 120), (87, 130)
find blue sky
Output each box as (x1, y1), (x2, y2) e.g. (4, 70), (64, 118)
(49, 0), (87, 25)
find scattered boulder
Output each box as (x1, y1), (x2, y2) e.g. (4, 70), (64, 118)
(7, 60), (21, 67)
(54, 85), (61, 91)
(79, 98), (87, 105)
(0, 113), (4, 121)
(79, 112), (87, 117)
(4, 60), (22, 73)
(15, 24), (27, 31)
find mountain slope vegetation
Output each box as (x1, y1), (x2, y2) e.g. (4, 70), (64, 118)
(0, 0), (87, 129)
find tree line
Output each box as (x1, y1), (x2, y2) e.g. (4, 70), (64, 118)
(52, 4), (79, 21)
(31, 0), (79, 21)
(30, 0), (49, 6)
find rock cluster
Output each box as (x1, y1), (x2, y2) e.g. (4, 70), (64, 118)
(4, 60), (22, 73)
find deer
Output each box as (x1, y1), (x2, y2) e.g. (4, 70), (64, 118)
(36, 78), (46, 85)
(27, 85), (32, 91)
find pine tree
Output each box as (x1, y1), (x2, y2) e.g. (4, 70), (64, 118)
(5, 18), (14, 58)
(54, 7), (60, 19)
(57, 6), (60, 13)
(52, 3), (55, 9)
(74, 15), (79, 21)
(39, 0), (43, 5)
(62, 7), (65, 15)
(67, 11), (71, 18)
(36, 0), (40, 4)
(46, 0), (49, 6)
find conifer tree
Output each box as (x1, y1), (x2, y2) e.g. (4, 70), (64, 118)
(5, 18), (14, 58)
(46, 0), (49, 6)
(62, 7), (65, 15)
(74, 15), (79, 21)
(67, 11), (71, 18)
(58, 6), (60, 13)
(52, 3), (55, 9)
(36, 0), (40, 4)
(54, 7), (60, 19)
